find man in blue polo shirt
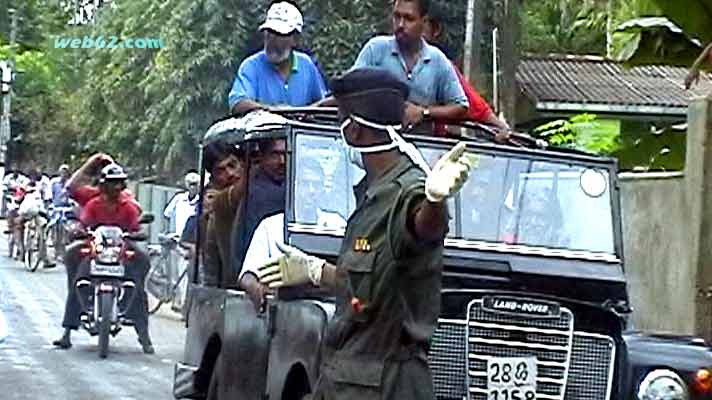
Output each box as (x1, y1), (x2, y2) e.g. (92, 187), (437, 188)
(228, 2), (327, 115)
(352, 0), (469, 130)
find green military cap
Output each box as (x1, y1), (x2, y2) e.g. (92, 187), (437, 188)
(331, 67), (409, 127)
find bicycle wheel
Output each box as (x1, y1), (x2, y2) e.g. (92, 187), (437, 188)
(38, 226), (51, 268)
(170, 260), (189, 314)
(24, 225), (38, 272)
(7, 229), (14, 258)
(53, 223), (66, 260)
(146, 257), (168, 314)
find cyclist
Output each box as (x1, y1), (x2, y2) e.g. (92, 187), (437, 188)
(18, 179), (55, 268)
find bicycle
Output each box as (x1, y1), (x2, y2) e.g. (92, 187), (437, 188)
(23, 212), (53, 272)
(146, 233), (189, 315)
(4, 194), (25, 260)
(46, 205), (76, 262)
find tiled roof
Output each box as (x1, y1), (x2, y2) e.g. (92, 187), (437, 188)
(517, 55), (712, 113)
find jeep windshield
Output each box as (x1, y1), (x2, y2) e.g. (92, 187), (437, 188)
(288, 129), (618, 262)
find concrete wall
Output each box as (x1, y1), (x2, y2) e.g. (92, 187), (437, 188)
(127, 182), (182, 243)
(620, 95), (712, 339)
(620, 173), (695, 333)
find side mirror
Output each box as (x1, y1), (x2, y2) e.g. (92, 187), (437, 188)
(139, 214), (155, 224)
(124, 232), (149, 242)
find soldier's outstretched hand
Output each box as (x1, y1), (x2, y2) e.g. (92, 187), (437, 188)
(425, 142), (478, 203)
(256, 243), (326, 288)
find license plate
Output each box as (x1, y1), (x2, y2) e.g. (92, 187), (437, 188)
(90, 262), (125, 277)
(487, 357), (537, 400)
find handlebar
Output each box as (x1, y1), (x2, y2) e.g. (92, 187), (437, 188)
(72, 229), (148, 242)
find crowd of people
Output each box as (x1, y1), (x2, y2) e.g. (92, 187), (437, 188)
(2, 166), (72, 262)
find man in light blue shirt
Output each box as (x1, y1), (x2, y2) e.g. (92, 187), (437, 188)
(351, 0), (469, 130)
(228, 2), (327, 115)
(50, 164), (71, 207)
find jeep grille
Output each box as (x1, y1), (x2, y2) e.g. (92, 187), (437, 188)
(429, 299), (615, 400)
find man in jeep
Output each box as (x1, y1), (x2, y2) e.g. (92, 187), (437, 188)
(201, 141), (246, 287)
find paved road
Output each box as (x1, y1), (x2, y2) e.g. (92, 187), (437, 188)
(0, 238), (185, 399)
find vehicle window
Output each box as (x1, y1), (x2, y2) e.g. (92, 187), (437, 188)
(459, 155), (615, 254)
(292, 132), (615, 256)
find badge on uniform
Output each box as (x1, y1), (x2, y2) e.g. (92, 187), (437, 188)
(353, 237), (371, 252)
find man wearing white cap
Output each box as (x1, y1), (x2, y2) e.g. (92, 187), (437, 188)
(163, 171), (201, 237)
(228, 2), (327, 115)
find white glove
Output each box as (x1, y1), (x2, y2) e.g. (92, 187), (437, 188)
(256, 242), (326, 288)
(425, 142), (478, 203)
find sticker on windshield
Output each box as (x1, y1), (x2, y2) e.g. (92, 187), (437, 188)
(580, 169), (608, 198)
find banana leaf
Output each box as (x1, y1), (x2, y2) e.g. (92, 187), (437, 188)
(651, 0), (712, 44)
(612, 17), (703, 66)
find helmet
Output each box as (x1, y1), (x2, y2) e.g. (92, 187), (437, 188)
(99, 163), (127, 183)
(58, 164), (70, 173)
(184, 172), (200, 186)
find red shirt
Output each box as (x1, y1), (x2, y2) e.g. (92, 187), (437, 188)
(71, 185), (141, 232)
(434, 62), (494, 136)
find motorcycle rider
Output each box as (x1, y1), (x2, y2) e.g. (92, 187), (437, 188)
(17, 178), (56, 268)
(53, 154), (154, 354)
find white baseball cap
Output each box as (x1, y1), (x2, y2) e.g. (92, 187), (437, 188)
(185, 172), (200, 185)
(258, 2), (303, 35)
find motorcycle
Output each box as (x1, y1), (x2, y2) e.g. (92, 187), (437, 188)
(74, 223), (150, 359)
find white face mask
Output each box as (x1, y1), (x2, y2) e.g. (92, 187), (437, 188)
(339, 116), (432, 173)
(347, 147), (364, 169)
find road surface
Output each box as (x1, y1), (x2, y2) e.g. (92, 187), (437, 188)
(0, 237), (185, 399)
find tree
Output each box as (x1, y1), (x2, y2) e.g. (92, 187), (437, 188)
(612, 0), (712, 68)
(521, 0), (608, 55)
(0, 0), (83, 170)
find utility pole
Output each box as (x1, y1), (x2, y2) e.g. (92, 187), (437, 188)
(463, 0), (521, 125)
(1, 8), (17, 169)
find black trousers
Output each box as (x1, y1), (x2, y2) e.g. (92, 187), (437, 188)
(61, 241), (150, 335)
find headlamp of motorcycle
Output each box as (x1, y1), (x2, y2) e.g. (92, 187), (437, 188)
(95, 245), (121, 264)
(638, 369), (689, 400)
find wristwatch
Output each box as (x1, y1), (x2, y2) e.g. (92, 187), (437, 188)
(422, 107), (431, 120)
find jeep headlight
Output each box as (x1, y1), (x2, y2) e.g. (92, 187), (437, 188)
(638, 369), (689, 400)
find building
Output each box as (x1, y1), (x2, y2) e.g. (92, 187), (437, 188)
(515, 54), (712, 170)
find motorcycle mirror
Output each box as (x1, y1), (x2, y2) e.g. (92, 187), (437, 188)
(71, 231), (90, 241)
(124, 232), (148, 242)
(139, 214), (155, 224)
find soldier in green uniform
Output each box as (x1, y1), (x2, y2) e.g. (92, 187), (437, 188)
(257, 67), (475, 399)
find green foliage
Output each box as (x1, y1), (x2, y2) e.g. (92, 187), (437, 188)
(534, 114), (621, 155)
(303, 0), (391, 78)
(0, 0), (82, 170)
(612, 17), (701, 66)
(521, 0), (608, 55)
(651, 0), (712, 44)
(612, 0), (712, 66)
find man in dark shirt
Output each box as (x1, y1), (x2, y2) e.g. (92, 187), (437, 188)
(231, 138), (286, 291)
